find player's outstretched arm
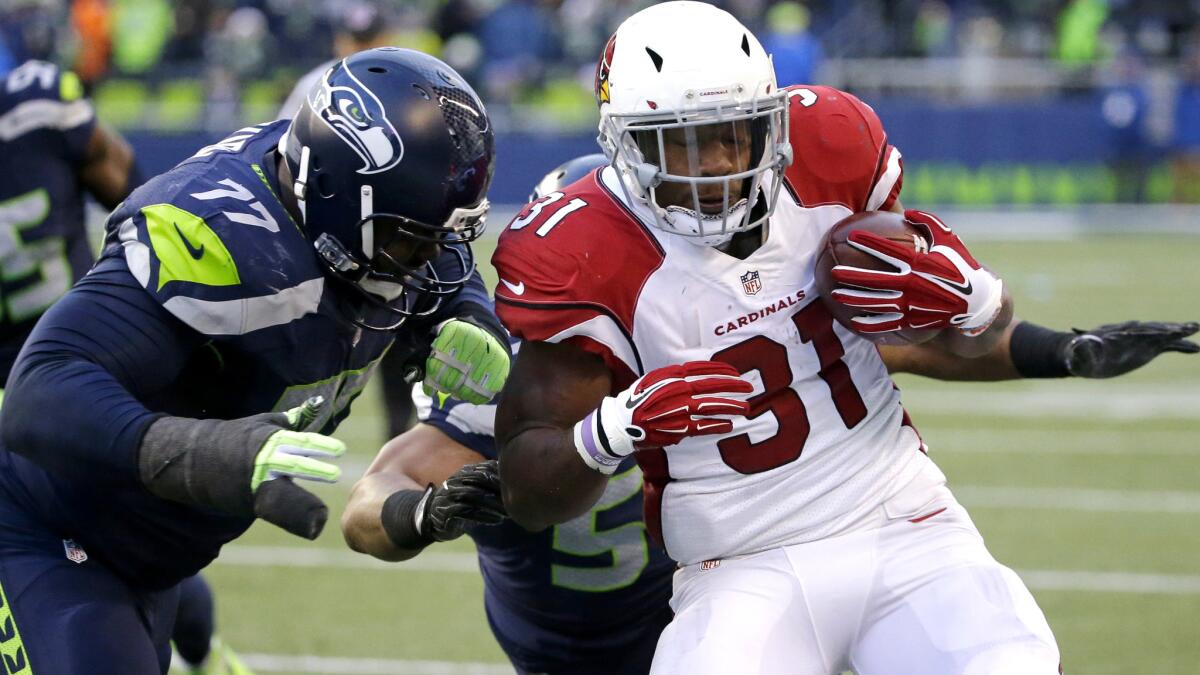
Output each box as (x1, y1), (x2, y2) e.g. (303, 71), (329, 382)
(881, 319), (1199, 380)
(342, 424), (503, 562)
(1, 260), (346, 539)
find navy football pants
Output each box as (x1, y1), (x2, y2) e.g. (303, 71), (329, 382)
(0, 497), (178, 674)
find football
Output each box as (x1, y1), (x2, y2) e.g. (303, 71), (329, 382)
(814, 211), (942, 346)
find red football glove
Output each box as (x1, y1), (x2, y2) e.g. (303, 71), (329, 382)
(829, 209), (1004, 337)
(573, 361), (753, 474)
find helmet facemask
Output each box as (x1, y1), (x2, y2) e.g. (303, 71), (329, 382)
(311, 186), (489, 330)
(602, 91), (789, 247)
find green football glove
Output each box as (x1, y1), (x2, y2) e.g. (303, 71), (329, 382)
(139, 396), (347, 539)
(251, 397), (344, 492)
(423, 318), (510, 404)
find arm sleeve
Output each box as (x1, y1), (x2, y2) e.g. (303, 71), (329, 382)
(1, 258), (202, 487)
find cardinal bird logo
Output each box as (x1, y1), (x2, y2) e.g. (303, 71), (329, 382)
(595, 34), (617, 105)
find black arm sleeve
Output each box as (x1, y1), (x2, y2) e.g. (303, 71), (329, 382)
(1, 257), (203, 487)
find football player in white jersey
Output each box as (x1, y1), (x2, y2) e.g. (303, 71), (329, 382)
(489, 3), (1193, 674)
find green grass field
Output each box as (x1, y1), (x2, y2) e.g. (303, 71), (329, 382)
(200, 233), (1200, 674)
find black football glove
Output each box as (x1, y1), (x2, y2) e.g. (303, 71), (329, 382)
(418, 460), (507, 542)
(1064, 321), (1199, 378)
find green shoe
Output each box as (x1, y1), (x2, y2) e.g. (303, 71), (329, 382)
(188, 638), (255, 675)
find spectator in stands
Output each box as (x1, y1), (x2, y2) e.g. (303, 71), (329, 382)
(477, 0), (562, 103)
(761, 1), (824, 85)
(1057, 0), (1109, 65)
(1172, 38), (1200, 203)
(277, 1), (394, 119)
(71, 0), (112, 87)
(1100, 47), (1152, 202)
(912, 0), (956, 57)
(110, 0), (173, 76)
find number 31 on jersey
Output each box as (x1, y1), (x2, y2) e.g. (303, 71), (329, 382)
(509, 192), (588, 238)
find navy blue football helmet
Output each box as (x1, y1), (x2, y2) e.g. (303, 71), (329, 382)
(529, 153), (610, 202)
(282, 48), (494, 329)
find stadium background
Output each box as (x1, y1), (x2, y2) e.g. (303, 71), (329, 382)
(4, 0), (1200, 673)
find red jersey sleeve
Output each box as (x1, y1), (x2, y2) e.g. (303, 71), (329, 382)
(781, 85), (903, 212)
(491, 172), (664, 390)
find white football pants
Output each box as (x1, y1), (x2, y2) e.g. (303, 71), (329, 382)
(650, 466), (1060, 675)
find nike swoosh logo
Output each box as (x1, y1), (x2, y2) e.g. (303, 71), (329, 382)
(917, 269), (972, 296)
(174, 222), (205, 260)
(626, 387), (654, 409)
(500, 278), (525, 295)
(936, 276), (972, 295)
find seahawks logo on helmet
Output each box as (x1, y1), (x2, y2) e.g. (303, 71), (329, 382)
(309, 62), (404, 174)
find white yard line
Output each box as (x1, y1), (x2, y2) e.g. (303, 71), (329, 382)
(1020, 570), (1200, 595)
(928, 428), (1200, 456)
(216, 539), (1200, 597)
(215, 546), (479, 573)
(895, 384), (1200, 421)
(238, 654), (511, 674)
(953, 485), (1200, 514)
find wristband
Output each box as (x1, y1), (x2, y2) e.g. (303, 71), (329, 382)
(573, 409), (623, 475)
(1009, 321), (1074, 378)
(381, 487), (434, 550)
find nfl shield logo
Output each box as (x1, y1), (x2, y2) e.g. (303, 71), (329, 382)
(740, 270), (762, 295)
(63, 539), (88, 564)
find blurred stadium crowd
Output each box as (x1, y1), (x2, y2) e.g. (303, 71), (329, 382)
(3, 0), (1200, 202)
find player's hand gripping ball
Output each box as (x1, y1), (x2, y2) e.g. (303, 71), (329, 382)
(815, 209), (1003, 345)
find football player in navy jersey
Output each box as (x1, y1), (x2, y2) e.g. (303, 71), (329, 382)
(0, 48), (510, 674)
(0, 59), (138, 386)
(343, 153), (1196, 675)
(0, 56), (251, 675)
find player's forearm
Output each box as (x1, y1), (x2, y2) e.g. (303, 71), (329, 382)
(342, 472), (428, 562)
(882, 321), (1021, 381)
(499, 426), (608, 532)
(930, 285), (1015, 358)
(82, 122), (139, 209)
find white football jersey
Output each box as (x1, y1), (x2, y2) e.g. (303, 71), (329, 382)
(494, 85), (930, 564)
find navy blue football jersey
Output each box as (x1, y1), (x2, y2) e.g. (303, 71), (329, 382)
(0, 61), (97, 381)
(414, 380), (676, 669)
(0, 119), (491, 589)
